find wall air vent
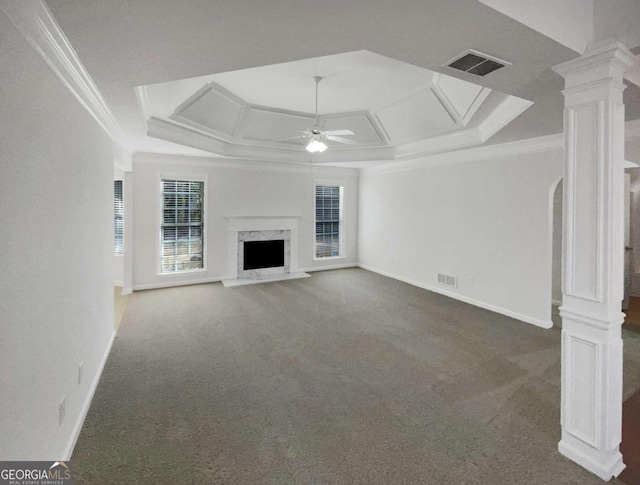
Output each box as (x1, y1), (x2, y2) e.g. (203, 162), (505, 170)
(437, 273), (457, 288)
(445, 50), (510, 76)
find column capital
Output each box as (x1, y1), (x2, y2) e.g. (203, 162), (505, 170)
(552, 41), (636, 89)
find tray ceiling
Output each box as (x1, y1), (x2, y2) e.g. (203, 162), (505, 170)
(137, 50), (532, 165)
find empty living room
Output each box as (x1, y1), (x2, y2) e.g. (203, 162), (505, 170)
(2, 1), (640, 483)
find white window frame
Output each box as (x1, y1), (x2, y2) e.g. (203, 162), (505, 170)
(313, 181), (345, 260)
(114, 178), (124, 255)
(156, 173), (208, 276)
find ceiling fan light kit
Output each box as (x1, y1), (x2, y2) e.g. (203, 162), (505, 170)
(279, 75), (355, 154)
(306, 136), (328, 153)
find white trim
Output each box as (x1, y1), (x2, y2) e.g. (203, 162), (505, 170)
(224, 215), (304, 220)
(359, 264), (553, 329)
(313, 255), (347, 262)
(156, 173), (208, 276)
(299, 262), (358, 272)
(558, 440), (625, 481)
(114, 280), (124, 288)
(314, 182), (345, 259)
(134, 85), (151, 132)
(121, 287), (133, 295)
(140, 119), (640, 175)
(63, 330), (115, 460)
(552, 299), (563, 307)
(548, 176), (563, 321)
(0, 0), (132, 165)
(478, 96), (534, 142)
(134, 152), (360, 177)
(133, 276), (225, 291)
(362, 133), (564, 176)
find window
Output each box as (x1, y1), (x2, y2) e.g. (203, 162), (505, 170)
(160, 179), (205, 273)
(315, 184), (343, 258)
(114, 180), (123, 254)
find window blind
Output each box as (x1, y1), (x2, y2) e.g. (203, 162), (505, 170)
(161, 179), (204, 273)
(114, 180), (124, 254)
(315, 185), (342, 258)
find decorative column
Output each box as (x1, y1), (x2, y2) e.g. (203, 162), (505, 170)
(553, 42), (635, 480)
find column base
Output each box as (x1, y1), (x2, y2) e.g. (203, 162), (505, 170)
(559, 437), (625, 481)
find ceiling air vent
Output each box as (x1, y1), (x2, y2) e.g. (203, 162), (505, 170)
(445, 49), (510, 76)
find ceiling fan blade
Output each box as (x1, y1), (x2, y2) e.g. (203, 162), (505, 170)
(324, 129), (354, 136)
(326, 135), (358, 145)
(273, 135), (307, 142)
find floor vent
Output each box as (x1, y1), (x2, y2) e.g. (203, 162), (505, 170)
(445, 49), (509, 76)
(437, 273), (457, 288)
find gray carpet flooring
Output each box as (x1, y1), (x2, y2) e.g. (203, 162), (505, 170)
(73, 268), (640, 484)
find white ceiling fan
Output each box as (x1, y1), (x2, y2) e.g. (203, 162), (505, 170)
(275, 76), (357, 153)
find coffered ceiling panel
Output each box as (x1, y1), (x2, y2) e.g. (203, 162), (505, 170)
(375, 89), (459, 144)
(242, 108), (313, 145)
(322, 114), (384, 147)
(172, 86), (242, 137)
(433, 74), (489, 125)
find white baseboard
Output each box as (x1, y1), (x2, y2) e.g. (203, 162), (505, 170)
(121, 287), (133, 295)
(133, 276), (225, 291)
(359, 264), (553, 329)
(298, 263), (358, 273)
(63, 330), (116, 460)
(114, 280), (123, 287)
(552, 298), (562, 306)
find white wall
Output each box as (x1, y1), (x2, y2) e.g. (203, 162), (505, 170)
(0, 13), (115, 459)
(359, 147), (563, 327)
(131, 155), (359, 289)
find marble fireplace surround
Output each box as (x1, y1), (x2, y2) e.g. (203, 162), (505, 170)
(225, 216), (302, 281)
(238, 229), (290, 278)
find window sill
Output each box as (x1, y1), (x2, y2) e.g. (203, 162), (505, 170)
(313, 256), (346, 262)
(157, 268), (208, 277)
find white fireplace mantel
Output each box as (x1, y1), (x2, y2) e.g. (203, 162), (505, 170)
(225, 216), (301, 280)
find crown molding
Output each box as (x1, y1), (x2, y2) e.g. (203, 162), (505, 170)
(133, 152), (360, 177)
(1, 0), (132, 165)
(393, 128), (483, 160)
(145, 104), (640, 175)
(138, 116), (640, 176)
(362, 133), (564, 176)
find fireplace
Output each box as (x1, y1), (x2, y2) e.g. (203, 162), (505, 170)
(223, 216), (308, 286)
(237, 229), (290, 279)
(243, 240), (285, 270)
